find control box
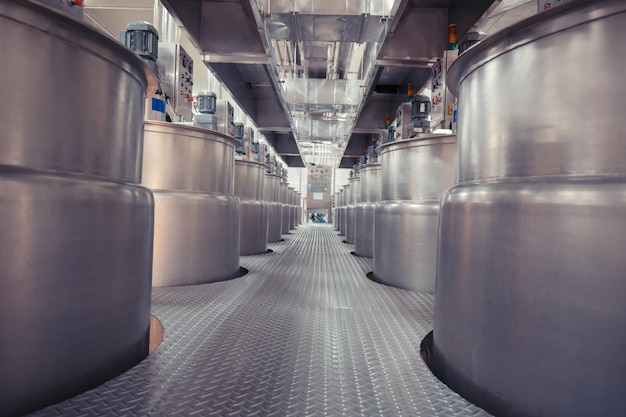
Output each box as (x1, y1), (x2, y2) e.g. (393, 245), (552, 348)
(158, 43), (194, 121)
(216, 99), (235, 138)
(394, 103), (413, 141)
(430, 49), (458, 131)
(245, 127), (257, 161)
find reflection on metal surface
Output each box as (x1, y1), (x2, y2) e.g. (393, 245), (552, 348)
(266, 174), (283, 242)
(142, 122), (240, 286)
(345, 177), (361, 244)
(355, 164), (382, 258)
(236, 160), (269, 255)
(0, 2), (154, 415)
(373, 135), (456, 292)
(339, 184), (350, 236)
(434, 2), (626, 416)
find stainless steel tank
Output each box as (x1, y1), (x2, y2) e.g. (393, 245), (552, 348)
(354, 164), (381, 258)
(265, 173), (282, 242)
(295, 191), (302, 225)
(235, 160), (268, 255)
(433, 2), (626, 416)
(336, 190), (344, 230)
(143, 122), (240, 286)
(339, 184), (350, 237)
(345, 176), (361, 244)
(0, 2), (156, 415)
(373, 135), (456, 292)
(280, 182), (290, 234)
(288, 187), (296, 230)
(332, 193), (339, 229)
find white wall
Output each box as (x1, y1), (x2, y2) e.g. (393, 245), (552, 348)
(333, 168), (352, 194)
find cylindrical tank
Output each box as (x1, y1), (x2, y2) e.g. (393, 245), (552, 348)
(339, 184), (350, 236)
(433, 2), (626, 417)
(373, 135), (456, 292)
(235, 160), (268, 255)
(332, 193), (338, 228)
(354, 164), (382, 258)
(143, 122), (240, 286)
(295, 192), (302, 225)
(336, 190), (344, 230)
(280, 182), (290, 234)
(0, 2), (156, 415)
(265, 173), (282, 242)
(345, 176), (361, 244)
(288, 187), (296, 230)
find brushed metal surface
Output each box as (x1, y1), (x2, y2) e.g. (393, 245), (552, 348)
(339, 207), (347, 237)
(236, 161), (268, 255)
(151, 191), (240, 286)
(346, 178), (361, 244)
(266, 175), (283, 242)
(434, 179), (626, 417)
(378, 135), (456, 201)
(280, 182), (288, 204)
(447, 0), (626, 183)
(235, 160), (266, 201)
(143, 122), (238, 195)
(142, 122), (240, 286)
(0, 3), (154, 415)
(335, 206), (340, 228)
(354, 203), (377, 258)
(339, 184), (350, 236)
(280, 182), (289, 234)
(31, 225), (489, 417)
(265, 174), (281, 202)
(374, 136), (456, 291)
(345, 206), (356, 244)
(434, 2), (626, 416)
(373, 201), (440, 292)
(0, 0), (156, 183)
(239, 200), (269, 255)
(349, 177), (361, 205)
(282, 203), (290, 234)
(355, 165), (382, 258)
(290, 205), (297, 230)
(342, 184), (350, 206)
(288, 188), (296, 229)
(360, 164), (382, 203)
(0, 170), (153, 417)
(267, 202), (283, 243)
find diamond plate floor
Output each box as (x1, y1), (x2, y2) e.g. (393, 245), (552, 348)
(31, 224), (489, 417)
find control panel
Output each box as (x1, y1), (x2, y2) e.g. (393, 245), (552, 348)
(158, 43), (194, 121)
(430, 49), (458, 131)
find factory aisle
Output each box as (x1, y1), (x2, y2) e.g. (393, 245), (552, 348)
(32, 224), (488, 416)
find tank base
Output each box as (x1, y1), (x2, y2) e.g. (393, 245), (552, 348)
(267, 202), (282, 242)
(152, 191), (240, 286)
(373, 200), (440, 292)
(0, 171), (153, 416)
(433, 180), (626, 417)
(240, 200), (269, 255)
(354, 203), (377, 258)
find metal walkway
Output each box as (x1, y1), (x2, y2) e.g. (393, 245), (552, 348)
(32, 224), (489, 417)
